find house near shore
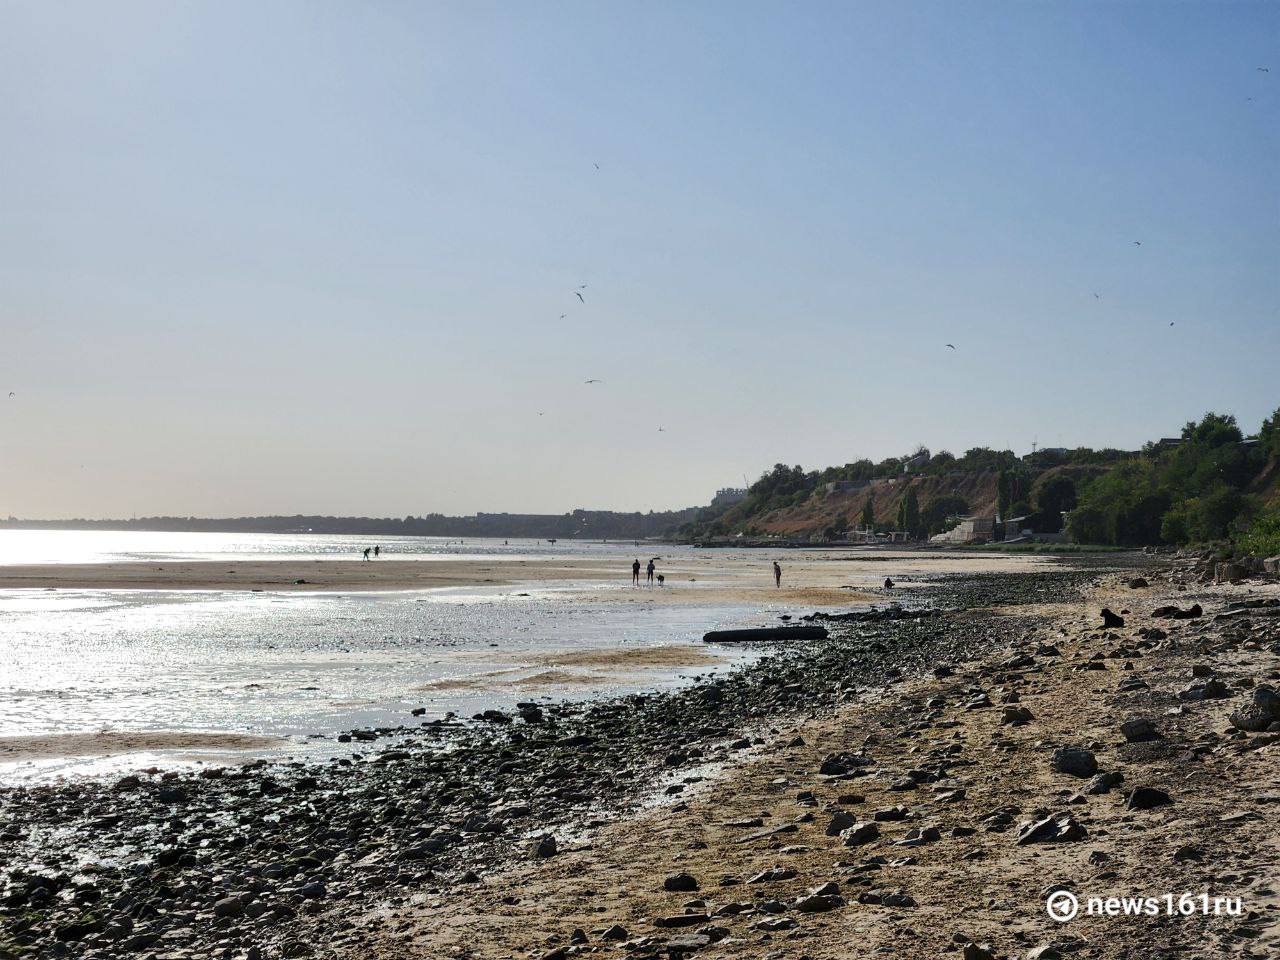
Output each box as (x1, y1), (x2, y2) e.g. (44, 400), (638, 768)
(930, 516), (996, 544)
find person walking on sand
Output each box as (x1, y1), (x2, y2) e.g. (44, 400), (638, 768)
(646, 559), (655, 585)
(632, 558), (641, 585)
(362, 547), (371, 561)
(374, 545), (380, 558)
(773, 561), (782, 588)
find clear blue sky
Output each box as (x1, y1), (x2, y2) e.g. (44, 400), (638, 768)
(1, 1), (1276, 518)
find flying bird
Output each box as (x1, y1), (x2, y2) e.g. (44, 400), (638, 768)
(537, 411), (546, 416)
(559, 314), (566, 320)
(658, 427), (665, 432)
(7, 392), (12, 398)
(945, 343), (956, 350)
(1133, 241), (1142, 246)
(1169, 321), (1175, 327)
(1093, 292), (1100, 299)
(594, 162), (600, 169)
(577, 284), (588, 289)
(1259, 67), (1270, 73)
(584, 379), (602, 384)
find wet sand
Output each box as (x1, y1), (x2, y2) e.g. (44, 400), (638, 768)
(0, 730), (283, 763)
(0, 549), (1049, 598)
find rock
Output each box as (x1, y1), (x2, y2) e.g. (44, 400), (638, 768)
(1051, 746), (1098, 778)
(1100, 609), (1125, 628)
(1230, 686), (1280, 731)
(1002, 706), (1034, 726)
(1126, 787), (1172, 811)
(795, 892), (844, 912)
(1127, 577), (1149, 589)
(840, 821), (880, 846)
(873, 805), (909, 821)
(963, 944), (996, 960)
(663, 872), (699, 892)
(1119, 718), (1159, 743)
(748, 867), (797, 883)
(1082, 771), (1124, 795)
(896, 826), (941, 847)
(826, 811), (858, 835)
(753, 917), (798, 931)
(1216, 561), (1249, 583)
(1152, 603), (1202, 620)
(528, 835), (558, 859)
(213, 896), (244, 918)
(653, 913), (710, 928)
(1181, 678), (1229, 701)
(666, 933), (713, 954)
(601, 924), (628, 940)
(1016, 812), (1088, 845)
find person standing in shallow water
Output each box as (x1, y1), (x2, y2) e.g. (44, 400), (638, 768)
(362, 547), (371, 561)
(632, 558), (641, 585)
(773, 561), (782, 588)
(373, 545), (380, 558)
(646, 559), (655, 585)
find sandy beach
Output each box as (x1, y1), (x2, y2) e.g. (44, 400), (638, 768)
(0, 548), (1047, 601)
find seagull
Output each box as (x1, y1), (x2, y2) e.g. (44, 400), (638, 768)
(577, 283), (588, 289)
(559, 314), (566, 320)
(537, 411), (546, 416)
(1259, 67), (1270, 73)
(1169, 321), (1175, 327)
(658, 427), (665, 432)
(594, 162), (600, 170)
(1093, 292), (1100, 299)
(584, 379), (602, 384)
(6, 392), (12, 399)
(574, 291), (584, 303)
(1133, 241), (1142, 246)
(945, 343), (956, 350)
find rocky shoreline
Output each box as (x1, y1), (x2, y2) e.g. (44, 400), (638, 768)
(1, 558), (1154, 960)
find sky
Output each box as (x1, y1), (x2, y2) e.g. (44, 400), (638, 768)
(1, 1), (1277, 518)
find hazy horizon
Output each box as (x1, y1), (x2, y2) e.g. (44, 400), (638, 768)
(3, 1), (1277, 519)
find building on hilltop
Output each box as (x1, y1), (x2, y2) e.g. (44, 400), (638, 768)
(711, 487), (748, 508)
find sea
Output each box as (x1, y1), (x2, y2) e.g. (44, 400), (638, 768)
(0, 531), (794, 782)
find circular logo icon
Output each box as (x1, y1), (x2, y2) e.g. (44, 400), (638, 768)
(1046, 890), (1079, 922)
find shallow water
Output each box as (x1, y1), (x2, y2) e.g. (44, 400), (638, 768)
(0, 578), (775, 782)
(0, 532), (960, 782)
(0, 529), (688, 565)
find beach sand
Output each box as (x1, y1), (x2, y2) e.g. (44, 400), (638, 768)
(0, 549), (1050, 600)
(0, 730), (284, 763)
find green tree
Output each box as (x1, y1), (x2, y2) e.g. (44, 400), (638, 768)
(921, 495), (969, 535)
(1180, 412), (1243, 448)
(861, 495), (875, 530)
(1190, 485), (1249, 542)
(897, 488), (922, 538)
(1260, 407), (1280, 459)
(1238, 504), (1280, 557)
(1032, 474), (1077, 533)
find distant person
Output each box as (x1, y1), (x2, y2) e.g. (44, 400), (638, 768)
(656, 573), (665, 586)
(646, 559), (655, 585)
(374, 545), (380, 558)
(884, 577), (894, 589)
(362, 547), (371, 561)
(632, 558), (641, 585)
(773, 561), (782, 588)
